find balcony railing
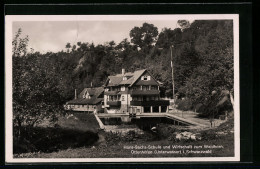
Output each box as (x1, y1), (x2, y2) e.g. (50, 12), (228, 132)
(129, 90), (160, 95)
(107, 101), (121, 106)
(130, 100), (170, 106)
(104, 91), (120, 95)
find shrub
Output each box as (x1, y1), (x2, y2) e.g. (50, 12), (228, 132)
(13, 127), (99, 154)
(175, 98), (193, 111)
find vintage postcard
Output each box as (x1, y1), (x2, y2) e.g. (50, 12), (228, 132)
(5, 14), (240, 163)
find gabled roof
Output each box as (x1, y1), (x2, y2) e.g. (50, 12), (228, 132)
(86, 88), (96, 96)
(67, 87), (104, 105)
(92, 87), (104, 98)
(129, 69), (147, 87)
(78, 88), (88, 98)
(105, 69), (147, 87)
(78, 87), (103, 98)
(107, 76), (123, 86)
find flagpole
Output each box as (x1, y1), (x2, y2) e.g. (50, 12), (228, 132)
(170, 45), (174, 100)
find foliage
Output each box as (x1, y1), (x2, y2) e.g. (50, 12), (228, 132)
(12, 30), (67, 132)
(130, 22), (158, 52)
(13, 126), (98, 153)
(175, 98), (193, 111)
(12, 28), (29, 57)
(177, 20), (191, 30)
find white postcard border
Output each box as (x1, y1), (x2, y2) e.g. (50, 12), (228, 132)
(5, 14), (240, 163)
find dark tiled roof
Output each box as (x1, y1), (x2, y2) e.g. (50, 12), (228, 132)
(120, 77), (134, 85)
(86, 88), (96, 96)
(107, 76), (123, 86)
(106, 69), (146, 86)
(78, 87), (103, 98)
(92, 87), (104, 98)
(129, 69), (146, 86)
(66, 97), (103, 105)
(78, 88), (88, 99)
(67, 87), (104, 105)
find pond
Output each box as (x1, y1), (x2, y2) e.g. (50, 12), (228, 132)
(99, 117), (189, 131)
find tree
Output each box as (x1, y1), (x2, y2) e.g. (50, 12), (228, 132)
(130, 23), (158, 52)
(175, 20), (234, 115)
(72, 45), (77, 52)
(177, 20), (191, 30)
(13, 29), (66, 139)
(65, 43), (71, 53)
(12, 28), (29, 57)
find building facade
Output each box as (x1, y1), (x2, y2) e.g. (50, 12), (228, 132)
(65, 87), (104, 113)
(103, 69), (170, 114)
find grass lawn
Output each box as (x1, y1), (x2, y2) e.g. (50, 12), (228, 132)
(57, 112), (100, 132)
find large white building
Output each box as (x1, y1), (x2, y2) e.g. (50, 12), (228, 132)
(103, 69), (170, 114)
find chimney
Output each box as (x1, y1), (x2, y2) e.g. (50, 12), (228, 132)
(122, 68), (125, 75)
(74, 89), (77, 99)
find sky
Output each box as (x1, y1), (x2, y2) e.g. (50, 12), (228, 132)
(13, 20), (184, 53)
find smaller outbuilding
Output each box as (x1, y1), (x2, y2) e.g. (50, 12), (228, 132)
(65, 87), (104, 113)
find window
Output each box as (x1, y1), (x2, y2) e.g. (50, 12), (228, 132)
(143, 86), (148, 91)
(122, 96), (125, 101)
(142, 75), (150, 81)
(151, 86), (157, 90)
(121, 86), (125, 91)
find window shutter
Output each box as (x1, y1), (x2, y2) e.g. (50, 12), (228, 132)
(147, 76), (151, 80)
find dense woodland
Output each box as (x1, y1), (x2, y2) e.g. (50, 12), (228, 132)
(13, 20), (234, 128)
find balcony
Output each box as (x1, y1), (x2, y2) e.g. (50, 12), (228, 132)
(104, 91), (120, 95)
(130, 100), (170, 106)
(129, 90), (160, 96)
(107, 101), (121, 106)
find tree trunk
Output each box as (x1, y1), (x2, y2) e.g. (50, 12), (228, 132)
(17, 118), (22, 142)
(229, 91), (234, 111)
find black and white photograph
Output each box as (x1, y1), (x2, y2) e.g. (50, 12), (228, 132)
(5, 14), (239, 162)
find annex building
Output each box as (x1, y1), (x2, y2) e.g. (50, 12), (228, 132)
(65, 87), (104, 112)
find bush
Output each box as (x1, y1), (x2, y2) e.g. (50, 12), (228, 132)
(13, 127), (99, 154)
(175, 98), (193, 111)
(194, 103), (206, 113)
